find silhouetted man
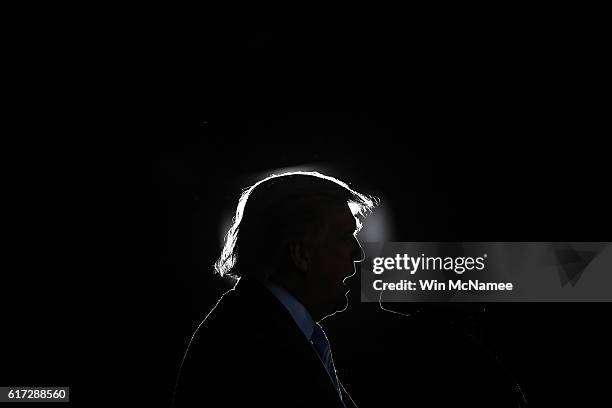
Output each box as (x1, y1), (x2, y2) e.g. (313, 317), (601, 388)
(174, 172), (377, 407)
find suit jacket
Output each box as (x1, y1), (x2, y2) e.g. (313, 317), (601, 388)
(174, 278), (356, 407)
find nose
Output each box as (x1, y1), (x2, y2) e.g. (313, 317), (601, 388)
(352, 237), (365, 263)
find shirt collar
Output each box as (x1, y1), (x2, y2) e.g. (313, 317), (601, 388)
(265, 281), (315, 340)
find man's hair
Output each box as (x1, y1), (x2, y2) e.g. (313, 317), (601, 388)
(214, 171), (378, 280)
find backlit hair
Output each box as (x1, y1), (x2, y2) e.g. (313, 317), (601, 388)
(214, 171), (378, 280)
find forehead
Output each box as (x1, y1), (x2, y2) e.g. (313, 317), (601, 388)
(322, 202), (357, 230)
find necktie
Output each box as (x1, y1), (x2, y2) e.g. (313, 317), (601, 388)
(310, 323), (344, 403)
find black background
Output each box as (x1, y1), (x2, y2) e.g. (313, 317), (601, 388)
(10, 1), (612, 407)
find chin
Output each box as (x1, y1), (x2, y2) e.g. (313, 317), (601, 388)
(320, 296), (349, 321)
(334, 293), (350, 313)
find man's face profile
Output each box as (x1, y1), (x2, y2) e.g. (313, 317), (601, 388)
(213, 172), (376, 321)
(306, 203), (364, 318)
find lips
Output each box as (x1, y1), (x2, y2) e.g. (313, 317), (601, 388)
(342, 273), (354, 285)
(343, 265), (358, 285)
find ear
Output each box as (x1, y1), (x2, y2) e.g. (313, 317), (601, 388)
(288, 241), (311, 274)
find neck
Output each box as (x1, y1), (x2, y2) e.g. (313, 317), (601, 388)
(268, 275), (326, 321)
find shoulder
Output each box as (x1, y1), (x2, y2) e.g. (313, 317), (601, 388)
(188, 278), (295, 349)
